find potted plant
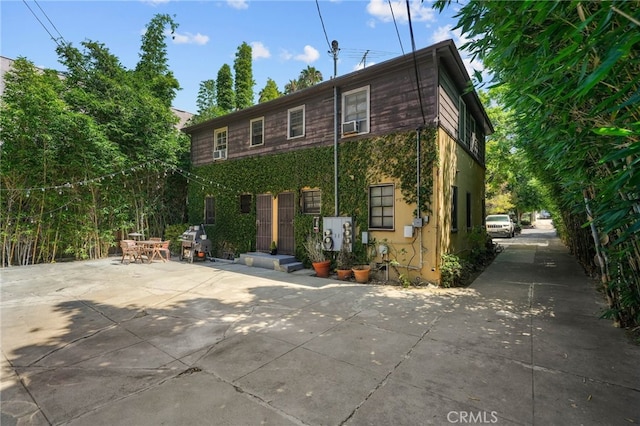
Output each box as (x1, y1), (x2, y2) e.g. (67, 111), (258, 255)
(352, 264), (371, 283)
(303, 234), (330, 278)
(270, 241), (278, 255)
(335, 246), (354, 280)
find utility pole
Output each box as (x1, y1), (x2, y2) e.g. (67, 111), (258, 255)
(330, 40), (340, 78)
(330, 40), (340, 216)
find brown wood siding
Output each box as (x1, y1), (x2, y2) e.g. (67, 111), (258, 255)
(191, 128), (213, 167)
(189, 62), (438, 166)
(438, 70), (459, 139)
(366, 60), (437, 135)
(185, 41), (490, 168)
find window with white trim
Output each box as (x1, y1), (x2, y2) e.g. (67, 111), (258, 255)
(341, 86), (370, 136)
(369, 184), (394, 230)
(288, 105), (305, 139)
(250, 117), (264, 146)
(213, 127), (227, 160)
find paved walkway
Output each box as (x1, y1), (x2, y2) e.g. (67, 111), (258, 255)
(1, 222), (639, 425)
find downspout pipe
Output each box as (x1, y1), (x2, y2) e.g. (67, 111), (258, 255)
(334, 85), (338, 217)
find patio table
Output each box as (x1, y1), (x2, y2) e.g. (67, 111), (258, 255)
(135, 240), (167, 263)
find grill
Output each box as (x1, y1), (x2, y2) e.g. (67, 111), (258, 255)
(179, 224), (213, 263)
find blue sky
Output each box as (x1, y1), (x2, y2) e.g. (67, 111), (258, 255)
(1, 0), (478, 113)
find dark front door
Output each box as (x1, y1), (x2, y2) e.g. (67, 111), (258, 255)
(256, 194), (272, 252)
(277, 192), (295, 255)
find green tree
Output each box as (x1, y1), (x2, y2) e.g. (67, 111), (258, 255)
(233, 41), (255, 110)
(134, 13), (180, 107)
(481, 88), (546, 219)
(258, 78), (282, 103)
(191, 79), (224, 124)
(216, 64), (234, 113)
(298, 66), (323, 89)
(284, 67), (324, 94)
(434, 0), (640, 327)
(1, 13), (189, 265)
(284, 79), (299, 95)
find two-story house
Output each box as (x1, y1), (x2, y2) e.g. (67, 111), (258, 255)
(182, 39), (493, 285)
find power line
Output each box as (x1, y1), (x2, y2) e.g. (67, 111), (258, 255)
(315, 0), (332, 52)
(21, 0), (65, 47)
(406, 0), (426, 126)
(34, 0), (66, 44)
(389, 0), (405, 55)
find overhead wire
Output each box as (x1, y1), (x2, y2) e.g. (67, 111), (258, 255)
(406, 0), (426, 126)
(388, 0), (405, 55)
(21, 0), (65, 47)
(34, 0), (67, 44)
(315, 0), (333, 52)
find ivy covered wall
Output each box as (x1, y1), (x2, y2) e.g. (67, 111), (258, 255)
(187, 128), (439, 268)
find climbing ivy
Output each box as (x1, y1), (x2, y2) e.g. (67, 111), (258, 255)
(189, 128), (438, 265)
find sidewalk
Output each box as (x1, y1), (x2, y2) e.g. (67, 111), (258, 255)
(1, 223), (639, 425)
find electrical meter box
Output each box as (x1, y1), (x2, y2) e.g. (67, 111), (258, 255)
(322, 217), (353, 252)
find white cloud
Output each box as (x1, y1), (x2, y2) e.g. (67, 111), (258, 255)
(432, 24), (454, 44)
(251, 41), (270, 60)
(142, 0), (170, 6)
(294, 45), (320, 64)
(366, 0), (435, 23)
(431, 25), (487, 83)
(279, 50), (293, 61)
(171, 31), (210, 45)
(227, 0), (248, 10)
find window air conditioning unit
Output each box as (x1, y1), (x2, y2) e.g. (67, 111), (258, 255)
(342, 120), (359, 134)
(213, 150), (226, 160)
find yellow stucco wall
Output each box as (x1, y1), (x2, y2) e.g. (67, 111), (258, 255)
(368, 127), (485, 285)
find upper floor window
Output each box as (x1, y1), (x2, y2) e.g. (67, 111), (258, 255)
(250, 117), (264, 146)
(458, 98), (467, 145)
(341, 86), (370, 137)
(213, 127), (227, 161)
(369, 184), (394, 230)
(288, 106), (305, 139)
(302, 189), (321, 214)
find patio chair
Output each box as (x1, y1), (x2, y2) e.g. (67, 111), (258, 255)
(120, 240), (140, 264)
(158, 240), (171, 261)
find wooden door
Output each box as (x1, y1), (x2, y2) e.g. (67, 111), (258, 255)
(256, 194), (272, 252)
(277, 192), (295, 255)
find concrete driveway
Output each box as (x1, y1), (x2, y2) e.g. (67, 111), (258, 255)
(2, 222), (639, 425)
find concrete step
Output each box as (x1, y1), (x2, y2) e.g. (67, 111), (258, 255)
(239, 252), (303, 273)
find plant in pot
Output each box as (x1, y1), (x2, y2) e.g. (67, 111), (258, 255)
(270, 241), (278, 255)
(303, 234), (330, 278)
(335, 246), (354, 281)
(352, 260), (371, 283)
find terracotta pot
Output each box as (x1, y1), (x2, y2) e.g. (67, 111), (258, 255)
(336, 269), (352, 281)
(312, 260), (331, 278)
(352, 265), (371, 283)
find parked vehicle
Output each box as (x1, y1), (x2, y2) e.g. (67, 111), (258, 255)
(486, 214), (515, 238)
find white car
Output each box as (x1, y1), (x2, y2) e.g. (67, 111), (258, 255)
(486, 214), (515, 238)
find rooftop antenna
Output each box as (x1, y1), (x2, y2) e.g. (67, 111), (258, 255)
(358, 50), (370, 69)
(330, 40), (340, 78)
